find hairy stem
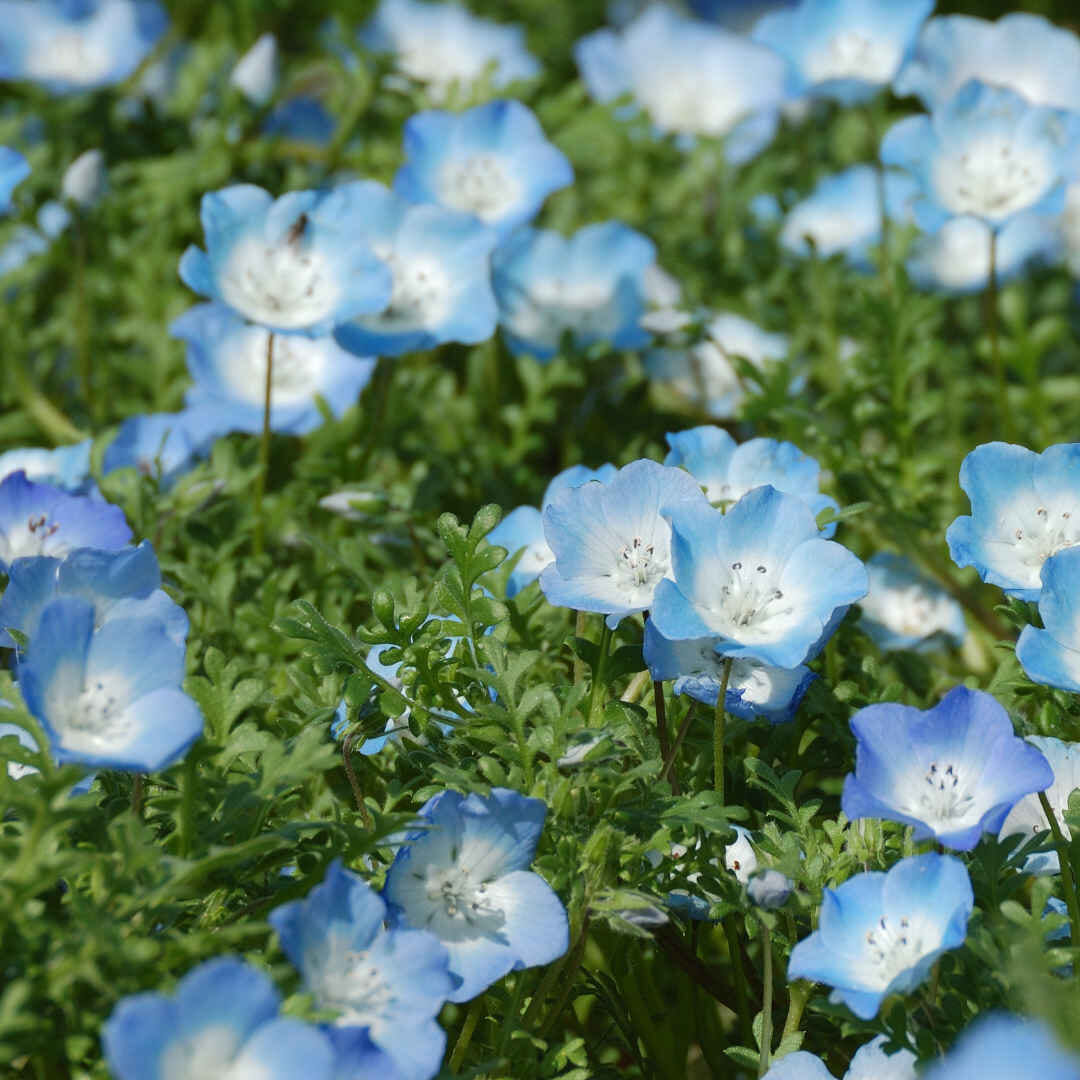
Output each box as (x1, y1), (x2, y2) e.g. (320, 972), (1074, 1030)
(759, 922), (774, 1077)
(253, 331), (274, 556)
(1038, 791), (1080, 949)
(714, 657), (733, 799)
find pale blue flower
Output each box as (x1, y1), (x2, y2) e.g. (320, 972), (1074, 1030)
(0, 441), (92, 493)
(859, 553), (966, 652)
(1017, 547), (1080, 692)
(688, 0), (794, 34)
(395, 101), (572, 239)
(921, 1013), (1080, 1080)
(787, 853), (973, 1020)
(103, 409), (226, 489)
(748, 868), (792, 908)
(383, 787), (569, 1002)
(762, 1036), (916, 1080)
(62, 148), (106, 209)
(0, 146), (29, 212)
(231, 33), (278, 106)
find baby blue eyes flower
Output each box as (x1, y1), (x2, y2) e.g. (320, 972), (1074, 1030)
(651, 485), (867, 669)
(383, 787), (569, 1003)
(539, 459), (709, 629)
(859, 553), (966, 653)
(0, 440), (92, 493)
(0, 146), (29, 213)
(763, 1036), (917, 1079)
(787, 853), (973, 1020)
(103, 409), (226, 489)
(841, 687), (1053, 851)
(269, 859), (453, 1080)
(230, 32), (278, 106)
(395, 101), (573, 239)
(946, 442), (1080, 602)
(179, 184), (394, 337)
(920, 1013), (1080, 1080)
(103, 956), (336, 1080)
(1017, 547), (1080, 692)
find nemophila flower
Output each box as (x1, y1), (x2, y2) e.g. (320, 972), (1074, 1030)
(61, 148), (106, 209)
(231, 33), (278, 106)
(103, 409), (226, 489)
(921, 1013), (1080, 1080)
(788, 853), (972, 1020)
(752, 0), (933, 106)
(725, 825), (757, 884)
(575, 6), (792, 164)
(0, 704), (96, 792)
(895, 14), (1080, 114)
(842, 687), (1053, 851)
(360, 0), (540, 103)
(881, 81), (1080, 234)
(859, 553), (966, 653)
(329, 182), (497, 358)
(0, 440), (92, 493)
(0, 0), (167, 93)
(179, 184), (394, 337)
(946, 442), (1080, 602)
(1017, 548), (1080, 692)
(172, 304), (375, 436)
(264, 97), (336, 146)
(748, 868), (792, 909)
(269, 859), (453, 1080)
(395, 101), (573, 239)
(493, 223), (656, 360)
(687, 0), (795, 34)
(0, 472), (131, 572)
(539, 459), (708, 629)
(0, 146), (28, 212)
(651, 485), (867, 669)
(383, 787), (569, 1002)
(763, 1036), (917, 1080)
(102, 956), (336, 1080)
(999, 736), (1080, 875)
(17, 597), (202, 772)
(487, 463), (617, 598)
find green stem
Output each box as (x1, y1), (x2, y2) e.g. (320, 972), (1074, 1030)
(179, 754), (197, 858)
(654, 679), (679, 795)
(448, 997), (485, 1073)
(537, 914), (591, 1038)
(660, 702), (695, 785)
(132, 773), (145, 819)
(11, 356), (87, 445)
(587, 621), (612, 723)
(253, 331), (274, 557)
(714, 658), (733, 799)
(573, 609), (587, 685)
(781, 979), (810, 1045)
(758, 922), (774, 1077)
(1038, 791), (1080, 949)
(724, 915), (754, 1048)
(988, 228), (1009, 441)
(72, 213), (95, 424)
(342, 730), (374, 830)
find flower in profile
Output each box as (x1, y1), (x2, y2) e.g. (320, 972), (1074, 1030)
(179, 184), (393, 336)
(269, 860), (453, 1080)
(842, 687), (1053, 851)
(946, 442), (1080, 601)
(787, 853), (973, 1020)
(0, 146), (29, 212)
(395, 101), (573, 239)
(748, 868), (792, 909)
(103, 409), (226, 489)
(492, 222), (656, 360)
(724, 825), (757, 884)
(920, 1013), (1080, 1080)
(752, 0), (933, 105)
(102, 956), (336, 1080)
(859, 553), (966, 652)
(762, 1036), (917, 1080)
(0, 441), (92, 493)
(230, 32), (278, 106)
(383, 787), (569, 1002)
(1016, 548), (1080, 692)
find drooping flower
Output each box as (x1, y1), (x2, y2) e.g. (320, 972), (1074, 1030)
(230, 33), (278, 106)
(1016, 548), (1080, 692)
(268, 859), (453, 1080)
(787, 853), (973, 1020)
(0, 440), (93, 493)
(61, 148), (106, 209)
(394, 100), (573, 239)
(858, 553), (966, 652)
(748, 868), (792, 909)
(762, 1036), (917, 1080)
(102, 409), (226, 489)
(841, 687), (1053, 851)
(102, 956), (336, 1080)
(946, 442), (1080, 602)
(724, 825), (758, 884)
(0, 146), (29, 212)
(383, 787), (569, 1002)
(920, 1013), (1080, 1080)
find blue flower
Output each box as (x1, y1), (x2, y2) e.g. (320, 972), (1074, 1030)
(920, 1013), (1080, 1080)
(859, 553), (966, 652)
(0, 472), (131, 572)
(575, 5), (793, 164)
(264, 97), (336, 146)
(102, 956), (336, 1080)
(1017, 547), (1080, 692)
(752, 0), (933, 106)
(62, 148), (106, 209)
(762, 1036), (917, 1079)
(881, 81), (1080, 233)
(0, 440), (93, 493)
(103, 409), (226, 489)
(539, 459), (709, 629)
(492, 223), (656, 360)
(172, 304), (376, 436)
(383, 787), (569, 1002)
(0, 0), (167, 93)
(787, 853), (973, 1020)
(842, 687), (1053, 851)
(651, 485), (867, 669)
(16, 596), (202, 772)
(687, 0), (795, 34)
(946, 442), (1080, 602)
(179, 184), (394, 336)
(230, 32), (278, 106)
(395, 101), (573, 240)
(269, 859), (453, 1080)
(0, 146), (29, 212)
(329, 182), (497, 358)
(748, 868), (793, 909)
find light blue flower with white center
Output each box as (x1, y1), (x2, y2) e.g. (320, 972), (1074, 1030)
(881, 80), (1080, 234)
(172, 304), (376, 436)
(0, 471), (131, 572)
(0, 440), (92, 493)
(895, 14), (1080, 114)
(0, 146), (28, 212)
(921, 1013), (1080, 1080)
(842, 686), (1053, 851)
(103, 409), (226, 489)
(102, 956), (336, 1080)
(1017, 547), (1080, 692)
(269, 859), (453, 1080)
(752, 0), (933, 106)
(787, 853), (973, 1020)
(762, 1035), (917, 1080)
(0, 541), (188, 651)
(575, 5), (793, 164)
(17, 596), (202, 773)
(946, 442), (1080, 602)
(651, 485), (867, 669)
(539, 459), (709, 629)
(0, 0), (167, 94)
(492, 223), (656, 360)
(394, 101), (572, 240)
(383, 787), (569, 1003)
(859, 553), (966, 653)
(999, 736), (1080, 875)
(179, 184), (394, 337)
(329, 181), (497, 358)
(360, 0), (540, 104)
(487, 463), (617, 598)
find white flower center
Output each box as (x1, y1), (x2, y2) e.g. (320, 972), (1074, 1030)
(438, 153), (520, 221)
(935, 137), (1052, 219)
(864, 583), (954, 639)
(862, 914), (925, 988)
(225, 331), (328, 408)
(313, 946), (397, 1027)
(707, 560), (794, 639)
(3, 512), (61, 562)
(910, 760), (976, 827)
(24, 29), (115, 86)
(804, 30), (898, 85)
(52, 677), (134, 754)
(160, 1025), (246, 1080)
(1006, 504), (1080, 572)
(366, 249), (449, 330)
(413, 861), (505, 942)
(640, 69), (744, 136)
(616, 535), (665, 591)
(511, 277), (619, 347)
